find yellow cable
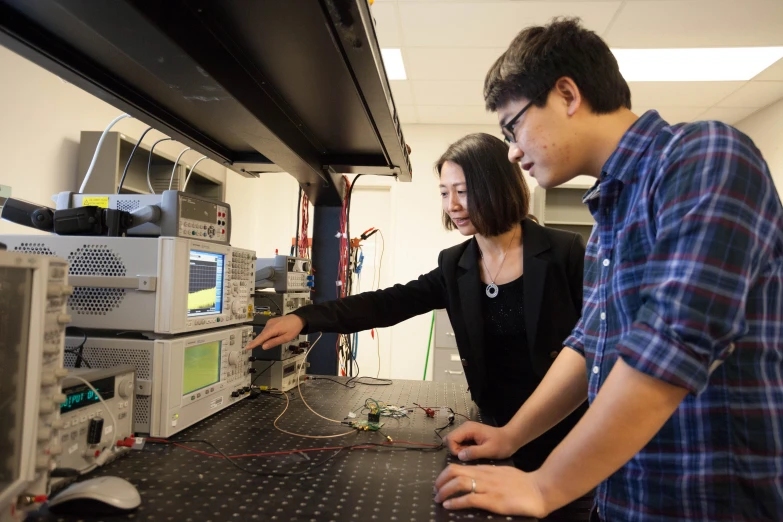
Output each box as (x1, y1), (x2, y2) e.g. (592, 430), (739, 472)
(273, 390), (354, 439)
(296, 333), (345, 424)
(273, 333), (355, 439)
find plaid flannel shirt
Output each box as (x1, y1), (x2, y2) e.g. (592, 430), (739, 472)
(564, 110), (783, 521)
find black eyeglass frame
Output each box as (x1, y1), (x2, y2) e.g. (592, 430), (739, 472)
(501, 88), (551, 144)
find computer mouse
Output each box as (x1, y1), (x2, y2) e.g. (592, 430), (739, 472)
(48, 476), (141, 515)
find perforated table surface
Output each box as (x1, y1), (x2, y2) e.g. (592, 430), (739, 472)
(29, 378), (535, 522)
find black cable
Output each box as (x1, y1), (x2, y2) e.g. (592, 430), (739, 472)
(64, 350), (91, 368)
(294, 185), (302, 256)
(256, 390), (298, 402)
(311, 375), (392, 389)
(117, 126), (153, 193)
(254, 294), (283, 315)
(66, 326), (89, 369)
(251, 360), (276, 386)
(345, 174), (363, 296)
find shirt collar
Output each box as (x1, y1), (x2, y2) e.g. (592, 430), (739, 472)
(601, 110), (669, 184)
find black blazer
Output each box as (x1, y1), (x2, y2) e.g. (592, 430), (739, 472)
(294, 218), (585, 406)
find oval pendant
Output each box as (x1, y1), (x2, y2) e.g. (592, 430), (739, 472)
(486, 283), (499, 298)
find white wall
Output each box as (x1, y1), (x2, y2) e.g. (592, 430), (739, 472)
(735, 98), (783, 191)
(0, 45), (227, 236)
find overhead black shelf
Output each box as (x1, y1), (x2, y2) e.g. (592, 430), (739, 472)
(0, 0), (412, 206)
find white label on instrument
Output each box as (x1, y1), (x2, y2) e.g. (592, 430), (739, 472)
(68, 444), (78, 455)
(104, 425), (113, 435)
(210, 397), (224, 409)
(450, 354), (460, 362)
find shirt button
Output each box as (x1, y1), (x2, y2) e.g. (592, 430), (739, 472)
(600, 312), (606, 321)
(602, 259), (610, 267)
(592, 366), (600, 374)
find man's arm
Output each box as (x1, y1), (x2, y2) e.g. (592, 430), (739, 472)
(434, 358), (687, 516)
(533, 358), (687, 512)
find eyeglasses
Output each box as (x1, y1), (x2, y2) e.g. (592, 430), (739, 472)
(501, 88), (550, 145)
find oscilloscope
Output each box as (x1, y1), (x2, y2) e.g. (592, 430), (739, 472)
(0, 250), (69, 519)
(64, 326), (253, 437)
(0, 235), (256, 334)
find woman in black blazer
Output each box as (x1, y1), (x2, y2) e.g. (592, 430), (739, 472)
(247, 133), (587, 473)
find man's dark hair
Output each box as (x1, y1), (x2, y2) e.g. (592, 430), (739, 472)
(484, 17), (631, 113)
(436, 133), (530, 237)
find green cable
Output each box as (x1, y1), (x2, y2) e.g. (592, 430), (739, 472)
(423, 311), (436, 380)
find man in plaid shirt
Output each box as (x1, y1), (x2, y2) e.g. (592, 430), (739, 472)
(434, 18), (783, 521)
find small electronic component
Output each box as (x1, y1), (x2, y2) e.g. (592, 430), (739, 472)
(414, 403), (436, 418)
(349, 420), (384, 431)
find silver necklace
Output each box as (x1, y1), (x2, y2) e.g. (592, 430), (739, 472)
(478, 227), (517, 299)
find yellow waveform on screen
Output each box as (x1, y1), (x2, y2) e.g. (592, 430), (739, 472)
(188, 287), (216, 310)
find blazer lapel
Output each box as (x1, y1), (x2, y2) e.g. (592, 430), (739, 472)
(522, 219), (551, 350)
(457, 239), (485, 373)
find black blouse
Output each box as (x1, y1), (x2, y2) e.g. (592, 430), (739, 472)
(481, 275), (539, 426)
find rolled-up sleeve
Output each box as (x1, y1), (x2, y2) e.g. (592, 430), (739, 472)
(615, 124), (776, 394)
(564, 316), (586, 357)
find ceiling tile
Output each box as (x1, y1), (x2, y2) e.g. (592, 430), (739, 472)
(412, 80), (485, 106)
(390, 80), (415, 105)
(417, 105), (497, 125)
(753, 58), (783, 81)
(630, 81), (744, 108)
(605, 0), (783, 47)
(717, 81), (783, 108)
(404, 47), (506, 81)
(370, 2), (402, 48)
(397, 2), (621, 48)
(695, 107), (760, 125)
(395, 104), (419, 124)
(633, 106), (707, 124)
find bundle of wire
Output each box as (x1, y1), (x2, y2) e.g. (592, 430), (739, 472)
(298, 191), (310, 259)
(360, 398), (409, 419)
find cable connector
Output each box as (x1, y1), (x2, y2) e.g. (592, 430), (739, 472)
(413, 403), (436, 418)
(116, 437), (135, 448)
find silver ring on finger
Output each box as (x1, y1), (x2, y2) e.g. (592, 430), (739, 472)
(471, 478), (477, 494)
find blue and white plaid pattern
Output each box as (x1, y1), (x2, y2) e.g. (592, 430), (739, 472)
(564, 110), (783, 521)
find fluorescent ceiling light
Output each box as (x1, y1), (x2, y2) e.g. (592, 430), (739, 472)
(381, 48), (407, 80)
(612, 47), (783, 82)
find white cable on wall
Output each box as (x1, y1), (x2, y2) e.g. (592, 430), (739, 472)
(169, 147), (191, 190)
(146, 137), (173, 194)
(79, 113), (131, 193)
(183, 156), (208, 191)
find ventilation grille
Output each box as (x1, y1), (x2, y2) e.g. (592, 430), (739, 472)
(67, 245), (127, 315)
(64, 345), (152, 380)
(134, 395), (150, 427)
(116, 200), (141, 213)
(13, 243), (55, 256)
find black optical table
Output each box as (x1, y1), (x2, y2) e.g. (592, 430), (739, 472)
(28, 379), (536, 522)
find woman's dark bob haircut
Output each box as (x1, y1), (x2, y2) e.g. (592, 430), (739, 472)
(436, 133), (530, 237)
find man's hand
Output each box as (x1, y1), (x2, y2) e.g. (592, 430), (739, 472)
(443, 422), (517, 461)
(245, 315), (305, 350)
(433, 464), (548, 517)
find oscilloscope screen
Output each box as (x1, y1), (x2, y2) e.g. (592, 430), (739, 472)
(188, 250), (224, 316)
